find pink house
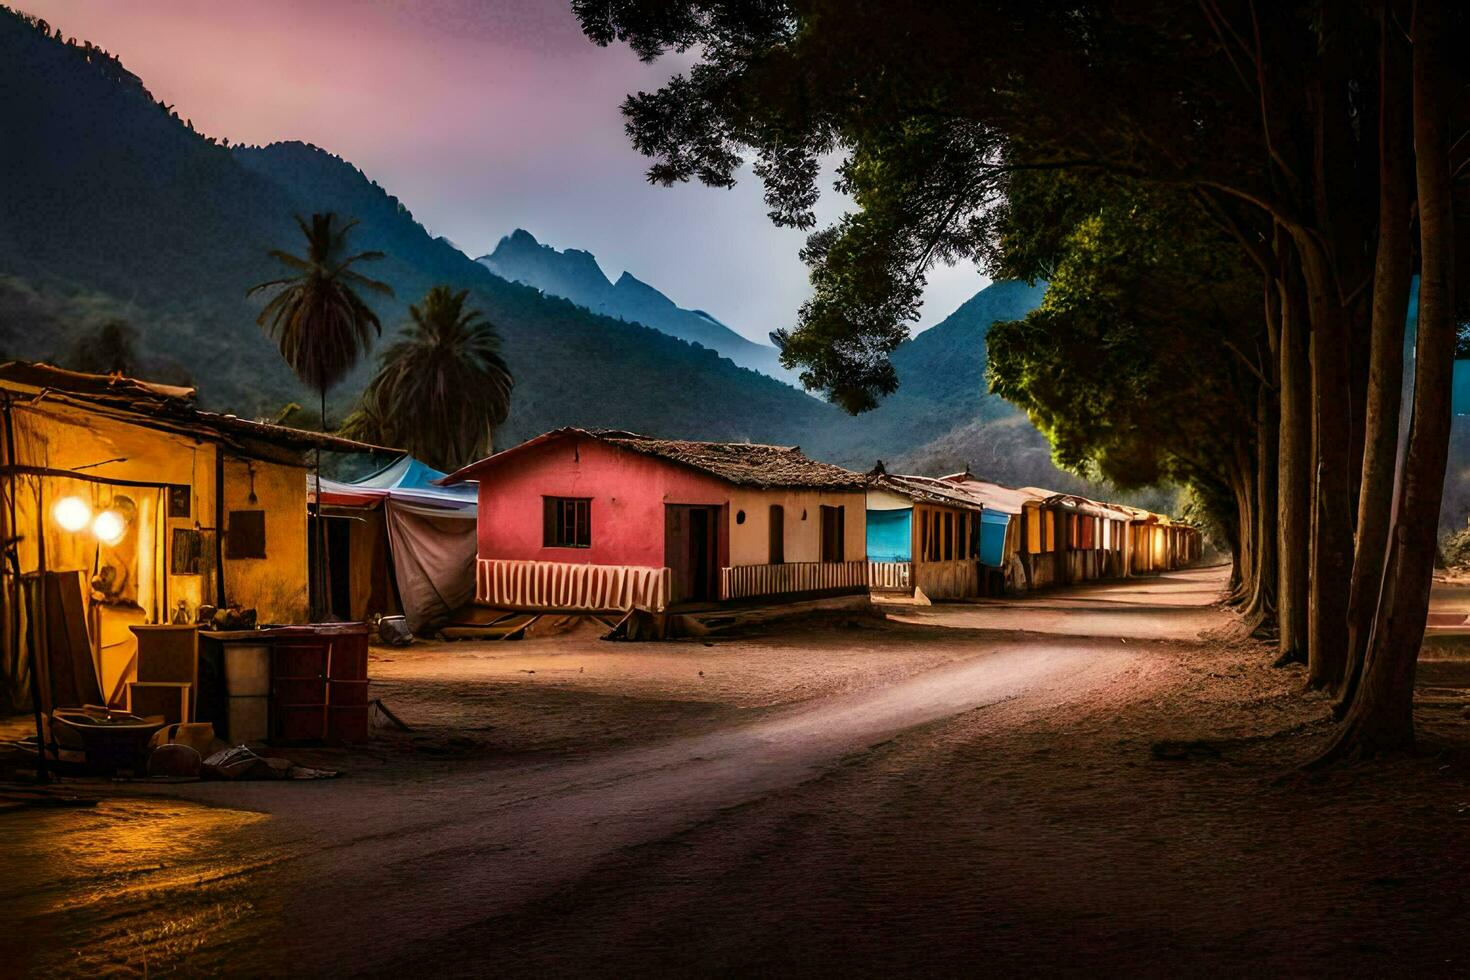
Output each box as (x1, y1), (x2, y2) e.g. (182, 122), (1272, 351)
(439, 429), (869, 612)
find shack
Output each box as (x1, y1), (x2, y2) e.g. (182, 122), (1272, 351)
(936, 471), (1041, 593)
(942, 474), (1067, 591)
(1121, 507), (1203, 573)
(1044, 493), (1135, 584)
(440, 428), (868, 613)
(313, 455), (477, 632)
(865, 466), (985, 600)
(0, 362), (386, 727)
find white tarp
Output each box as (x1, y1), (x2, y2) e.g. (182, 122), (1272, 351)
(383, 499), (475, 631)
(313, 457), (477, 631)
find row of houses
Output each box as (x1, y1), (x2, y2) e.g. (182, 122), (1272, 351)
(441, 427), (1203, 615)
(0, 363), (1202, 721)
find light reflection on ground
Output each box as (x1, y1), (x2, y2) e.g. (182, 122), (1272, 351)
(0, 798), (276, 976)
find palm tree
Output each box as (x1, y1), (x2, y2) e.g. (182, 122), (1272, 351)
(248, 212), (393, 617)
(248, 213), (393, 416)
(343, 286), (513, 473)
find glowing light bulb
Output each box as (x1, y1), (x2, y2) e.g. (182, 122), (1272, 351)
(52, 496), (92, 532)
(92, 509), (126, 545)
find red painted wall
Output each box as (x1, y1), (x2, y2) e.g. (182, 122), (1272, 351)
(474, 433), (733, 568)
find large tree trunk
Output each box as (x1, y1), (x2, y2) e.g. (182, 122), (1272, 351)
(1319, 0), (1455, 760)
(1228, 443), (1252, 605)
(1338, 5), (1415, 716)
(1300, 241), (1356, 691)
(1249, 376), (1280, 629)
(1276, 252), (1313, 665)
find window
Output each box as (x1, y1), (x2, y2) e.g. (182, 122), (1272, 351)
(820, 504), (845, 563)
(942, 512), (954, 561)
(226, 510), (266, 559)
(543, 497), (591, 548)
(171, 527), (202, 575)
(769, 504), (785, 564)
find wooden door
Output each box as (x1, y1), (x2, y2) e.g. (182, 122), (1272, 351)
(665, 505), (720, 603)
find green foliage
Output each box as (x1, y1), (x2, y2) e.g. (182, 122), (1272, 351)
(248, 213), (393, 395)
(775, 119), (1005, 411)
(985, 178), (1259, 527)
(342, 286), (514, 472)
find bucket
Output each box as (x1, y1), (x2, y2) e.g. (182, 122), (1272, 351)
(226, 695), (269, 743)
(223, 644), (271, 697)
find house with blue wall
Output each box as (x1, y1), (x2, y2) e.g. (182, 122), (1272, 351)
(865, 466), (985, 600)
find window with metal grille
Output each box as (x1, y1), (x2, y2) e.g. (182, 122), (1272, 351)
(543, 497), (591, 548)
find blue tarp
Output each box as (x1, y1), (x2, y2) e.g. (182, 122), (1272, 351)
(322, 455), (477, 514)
(352, 456), (477, 502)
(979, 510), (1010, 567)
(867, 508), (913, 562)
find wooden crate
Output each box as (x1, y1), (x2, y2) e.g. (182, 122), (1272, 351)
(129, 681), (192, 725)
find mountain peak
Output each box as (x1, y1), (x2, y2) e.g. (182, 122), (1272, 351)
(480, 230), (613, 298)
(478, 230), (795, 384)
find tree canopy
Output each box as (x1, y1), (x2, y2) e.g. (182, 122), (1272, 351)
(343, 285), (514, 472)
(577, 0), (1470, 760)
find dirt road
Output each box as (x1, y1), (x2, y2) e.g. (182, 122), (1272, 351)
(8, 565), (1470, 977)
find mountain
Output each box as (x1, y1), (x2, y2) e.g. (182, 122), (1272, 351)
(0, 8), (848, 456)
(478, 230), (796, 384)
(0, 6), (1152, 504)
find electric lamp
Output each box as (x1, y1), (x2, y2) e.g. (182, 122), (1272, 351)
(52, 496), (92, 532)
(92, 509), (126, 545)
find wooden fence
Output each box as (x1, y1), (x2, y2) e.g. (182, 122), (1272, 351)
(868, 560), (913, 592)
(720, 560), (869, 600)
(476, 558), (670, 613)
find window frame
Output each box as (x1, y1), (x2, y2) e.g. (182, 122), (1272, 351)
(542, 496), (592, 549)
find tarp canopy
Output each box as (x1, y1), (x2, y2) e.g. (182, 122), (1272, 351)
(312, 457), (477, 631)
(315, 456), (476, 517)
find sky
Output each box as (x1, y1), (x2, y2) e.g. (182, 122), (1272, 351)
(19, 0), (989, 343)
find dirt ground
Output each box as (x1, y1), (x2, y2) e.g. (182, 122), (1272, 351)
(5, 564), (1470, 978)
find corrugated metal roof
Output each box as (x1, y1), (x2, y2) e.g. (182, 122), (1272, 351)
(938, 473), (1047, 515)
(868, 471), (984, 510)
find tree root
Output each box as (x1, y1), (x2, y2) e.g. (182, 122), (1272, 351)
(1271, 646), (1306, 668)
(1151, 718), (1329, 763)
(1301, 718), (1418, 770)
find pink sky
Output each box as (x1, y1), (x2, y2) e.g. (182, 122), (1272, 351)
(19, 0), (987, 340)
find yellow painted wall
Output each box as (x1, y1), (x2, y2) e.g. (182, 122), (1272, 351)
(2, 397), (312, 705)
(726, 487), (867, 565)
(220, 454), (309, 625)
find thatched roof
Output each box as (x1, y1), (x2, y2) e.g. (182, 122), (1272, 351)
(441, 427), (866, 490)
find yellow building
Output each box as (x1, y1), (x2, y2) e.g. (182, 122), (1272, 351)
(0, 362), (386, 712)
